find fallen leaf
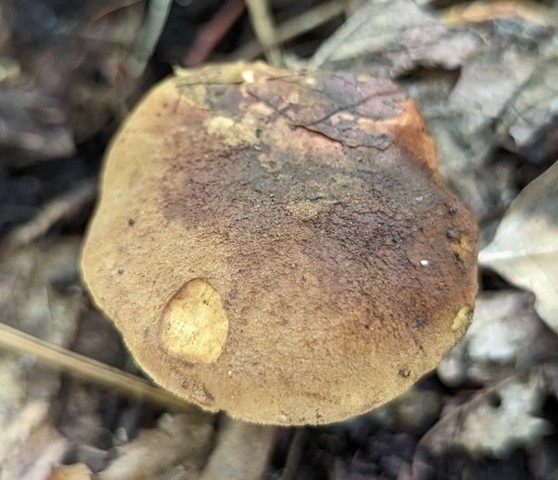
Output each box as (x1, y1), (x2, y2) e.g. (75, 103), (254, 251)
(439, 291), (558, 387)
(479, 160), (558, 332)
(98, 411), (214, 480)
(496, 57), (558, 160)
(0, 238), (83, 431)
(415, 373), (550, 463)
(0, 401), (69, 480)
(49, 464), (92, 480)
(309, 0), (480, 74)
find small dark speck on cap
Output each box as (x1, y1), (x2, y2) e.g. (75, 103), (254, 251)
(415, 317), (426, 330)
(128, 218), (136, 226)
(117, 268), (125, 275)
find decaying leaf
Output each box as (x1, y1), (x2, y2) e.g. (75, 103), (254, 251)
(415, 373), (550, 461)
(0, 401), (70, 480)
(367, 386), (442, 434)
(496, 57), (558, 160)
(479, 161), (558, 332)
(0, 237), (83, 431)
(439, 291), (558, 387)
(0, 1), (144, 163)
(48, 463), (93, 480)
(0, 87), (75, 161)
(309, 0), (480, 74)
(98, 411), (214, 480)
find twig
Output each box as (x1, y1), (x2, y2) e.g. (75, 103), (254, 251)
(245, 0), (282, 66)
(184, 0), (246, 67)
(233, 0), (348, 61)
(129, 0), (173, 78)
(2, 178), (97, 253)
(0, 321), (193, 411)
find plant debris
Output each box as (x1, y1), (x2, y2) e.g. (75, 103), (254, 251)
(1, 0), (557, 478)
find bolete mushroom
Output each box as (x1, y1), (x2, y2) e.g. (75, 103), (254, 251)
(81, 62), (478, 426)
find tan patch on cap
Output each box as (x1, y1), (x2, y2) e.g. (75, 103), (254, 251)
(160, 278), (229, 364)
(452, 306), (473, 335)
(451, 234), (473, 260)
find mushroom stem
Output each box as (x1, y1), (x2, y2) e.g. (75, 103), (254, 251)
(200, 416), (276, 480)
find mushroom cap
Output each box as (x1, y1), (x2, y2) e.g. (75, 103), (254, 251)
(82, 63), (478, 426)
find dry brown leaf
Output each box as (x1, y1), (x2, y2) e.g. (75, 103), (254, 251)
(367, 387), (442, 434)
(0, 1), (144, 163)
(48, 464), (92, 480)
(0, 237), (83, 430)
(479, 161), (558, 332)
(414, 373), (550, 465)
(98, 411), (214, 480)
(439, 291), (558, 387)
(441, 0), (554, 26)
(0, 237), (83, 346)
(495, 55), (558, 159)
(0, 87), (75, 160)
(0, 401), (69, 480)
(309, 0), (479, 74)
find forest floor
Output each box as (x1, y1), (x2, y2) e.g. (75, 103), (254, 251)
(0, 1), (557, 479)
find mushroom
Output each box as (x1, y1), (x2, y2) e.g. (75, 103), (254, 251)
(81, 62), (478, 426)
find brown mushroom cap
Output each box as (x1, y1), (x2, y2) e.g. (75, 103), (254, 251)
(81, 62), (478, 426)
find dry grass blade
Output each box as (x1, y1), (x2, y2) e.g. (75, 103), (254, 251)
(233, 0), (348, 60)
(245, 0), (282, 66)
(129, 0), (173, 78)
(184, 0), (246, 67)
(0, 322), (192, 411)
